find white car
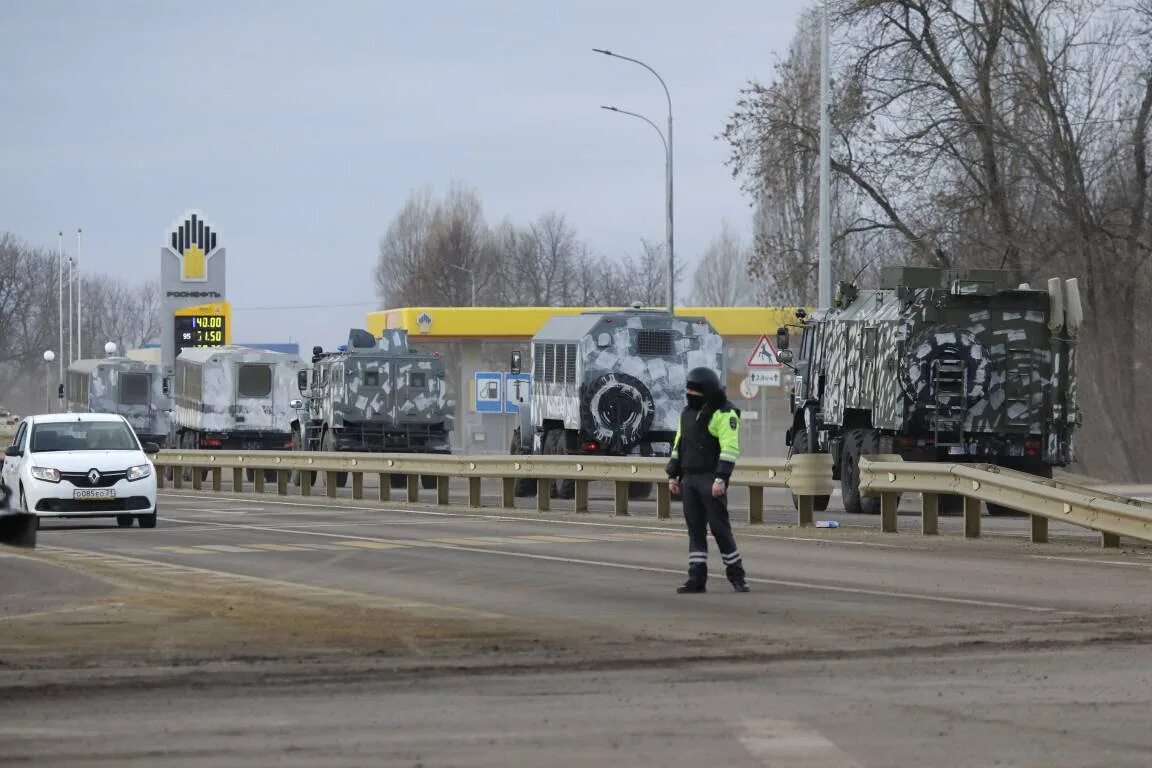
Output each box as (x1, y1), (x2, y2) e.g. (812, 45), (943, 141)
(2, 413), (159, 528)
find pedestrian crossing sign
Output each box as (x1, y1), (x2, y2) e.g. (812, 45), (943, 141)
(746, 335), (782, 368)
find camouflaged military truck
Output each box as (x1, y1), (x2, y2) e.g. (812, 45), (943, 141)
(511, 309), (725, 500)
(777, 266), (1082, 515)
(66, 357), (171, 447)
(170, 347), (305, 479)
(290, 328), (453, 490)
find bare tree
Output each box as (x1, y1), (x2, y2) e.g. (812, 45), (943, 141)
(690, 222), (755, 306)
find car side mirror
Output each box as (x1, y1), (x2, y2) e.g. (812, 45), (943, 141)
(142, 442), (160, 455)
(162, 377), (170, 396)
(57, 384), (65, 399)
(4, 446), (22, 458)
(297, 370), (309, 393)
(510, 350), (522, 376)
(775, 326), (790, 351)
(777, 349), (794, 365)
(290, 399), (304, 410)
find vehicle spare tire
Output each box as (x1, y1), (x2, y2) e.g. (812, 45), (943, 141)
(579, 372), (656, 454)
(898, 325), (989, 408)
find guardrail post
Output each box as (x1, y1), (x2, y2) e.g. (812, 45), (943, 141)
(157, 467), (166, 490)
(301, 473), (312, 497)
(276, 470), (288, 496)
(1101, 531), (1121, 548)
(352, 472), (363, 500)
(658, 482), (672, 520)
(1030, 514), (1048, 543)
(173, 468), (183, 490)
(232, 468), (243, 493)
(192, 468), (202, 491)
(325, 472), (338, 498)
(536, 480), (551, 512)
(574, 480), (589, 513)
(614, 481), (629, 516)
(211, 468), (222, 492)
(255, 470), (266, 494)
(964, 497), (981, 538)
(881, 492), (899, 532)
(436, 476), (450, 505)
(797, 496), (814, 527)
(501, 477), (515, 508)
(468, 477), (482, 508)
(406, 475), (419, 503)
(378, 474), (391, 502)
(747, 486), (763, 525)
(921, 492), (939, 536)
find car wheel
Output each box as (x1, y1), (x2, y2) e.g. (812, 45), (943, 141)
(116, 514), (135, 528)
(137, 512), (158, 529)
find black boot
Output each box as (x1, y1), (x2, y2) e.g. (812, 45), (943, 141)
(726, 563), (749, 593)
(677, 562), (707, 594)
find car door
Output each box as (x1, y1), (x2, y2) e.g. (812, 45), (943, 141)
(2, 420), (28, 505)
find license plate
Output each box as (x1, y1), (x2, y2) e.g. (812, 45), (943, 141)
(74, 489), (116, 500)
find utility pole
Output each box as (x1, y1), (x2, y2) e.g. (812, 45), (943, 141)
(818, 0), (833, 308)
(76, 229), (83, 360)
(57, 232), (64, 384)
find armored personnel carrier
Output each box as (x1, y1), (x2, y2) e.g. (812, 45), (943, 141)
(512, 308), (725, 499)
(291, 328), (453, 489)
(66, 356), (171, 447)
(170, 346), (304, 458)
(778, 266), (1081, 515)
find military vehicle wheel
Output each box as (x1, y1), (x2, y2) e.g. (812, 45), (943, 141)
(628, 482), (653, 500)
(841, 430), (884, 515)
(543, 430), (575, 499)
(320, 432), (348, 488)
(510, 430), (537, 498)
(788, 428), (830, 512)
(116, 514), (134, 528)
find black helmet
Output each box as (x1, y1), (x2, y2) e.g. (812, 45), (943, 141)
(686, 366), (724, 406)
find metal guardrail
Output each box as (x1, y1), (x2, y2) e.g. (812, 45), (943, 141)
(859, 457), (1152, 547)
(154, 449), (835, 524)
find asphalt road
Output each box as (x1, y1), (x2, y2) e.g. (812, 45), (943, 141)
(2, 491), (1152, 766)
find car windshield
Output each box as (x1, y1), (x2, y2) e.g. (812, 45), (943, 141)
(30, 421), (139, 452)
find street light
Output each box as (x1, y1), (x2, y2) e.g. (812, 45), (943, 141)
(42, 350), (56, 412)
(447, 263), (476, 307)
(593, 48), (674, 315)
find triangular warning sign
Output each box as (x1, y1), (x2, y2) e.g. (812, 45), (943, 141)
(746, 334), (781, 368)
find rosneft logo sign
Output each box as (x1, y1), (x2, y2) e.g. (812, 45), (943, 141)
(166, 211), (219, 283)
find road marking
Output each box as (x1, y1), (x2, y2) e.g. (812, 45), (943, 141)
(0, 603), (124, 623)
(246, 543), (315, 552)
(159, 493), (904, 549)
(739, 719), (863, 768)
(334, 540), (405, 550)
(1030, 555), (1152, 569)
(196, 544), (260, 553)
(157, 516), (1063, 613)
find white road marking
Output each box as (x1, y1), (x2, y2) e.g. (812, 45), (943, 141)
(158, 516), (1064, 614)
(1030, 555), (1152, 569)
(739, 719), (864, 768)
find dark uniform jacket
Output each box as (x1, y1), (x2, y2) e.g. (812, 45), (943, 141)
(665, 401), (741, 481)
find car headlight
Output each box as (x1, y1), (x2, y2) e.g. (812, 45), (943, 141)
(31, 466), (61, 483)
(127, 463), (152, 482)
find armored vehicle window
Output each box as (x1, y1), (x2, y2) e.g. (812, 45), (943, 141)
(862, 327), (879, 360)
(364, 369), (380, 387)
(564, 344), (576, 383)
(544, 344), (557, 383)
(799, 327), (815, 362)
(533, 343), (545, 379)
(636, 329), (674, 357)
(238, 364), (273, 398)
(119, 373), (150, 405)
(408, 372), (427, 389)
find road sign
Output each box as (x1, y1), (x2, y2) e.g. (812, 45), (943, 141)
(504, 373), (531, 414)
(747, 334), (782, 367)
(474, 372), (502, 413)
(748, 369), (781, 387)
(738, 377), (759, 399)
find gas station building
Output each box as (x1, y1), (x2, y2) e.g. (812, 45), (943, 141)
(365, 306), (798, 456)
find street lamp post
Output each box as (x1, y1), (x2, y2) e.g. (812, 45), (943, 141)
(593, 48), (674, 315)
(447, 263), (476, 307)
(57, 232), (64, 384)
(42, 350), (56, 412)
(76, 229), (83, 360)
(818, 0), (833, 308)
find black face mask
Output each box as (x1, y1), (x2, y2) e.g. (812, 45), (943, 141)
(686, 393), (706, 410)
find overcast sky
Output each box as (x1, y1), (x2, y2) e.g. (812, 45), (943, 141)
(1, 0), (806, 352)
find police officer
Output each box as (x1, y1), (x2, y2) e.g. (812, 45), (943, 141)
(666, 367), (749, 593)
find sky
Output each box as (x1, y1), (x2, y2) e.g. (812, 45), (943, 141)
(0, 0), (807, 353)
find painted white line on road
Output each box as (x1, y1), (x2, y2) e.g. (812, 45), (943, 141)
(739, 719), (863, 768)
(0, 602), (124, 623)
(159, 516), (1063, 614)
(1030, 555), (1152, 570)
(159, 493), (904, 549)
